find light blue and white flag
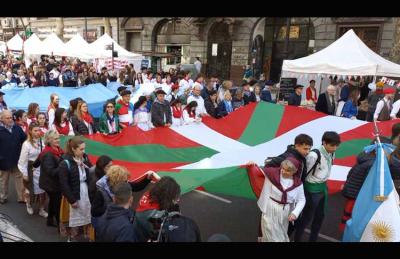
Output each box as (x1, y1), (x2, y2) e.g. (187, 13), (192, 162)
(343, 143), (400, 242)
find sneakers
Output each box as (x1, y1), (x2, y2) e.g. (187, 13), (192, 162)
(0, 199), (7, 204)
(26, 204), (34, 215)
(39, 208), (48, 218)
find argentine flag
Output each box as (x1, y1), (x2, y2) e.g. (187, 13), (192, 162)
(343, 142), (400, 242)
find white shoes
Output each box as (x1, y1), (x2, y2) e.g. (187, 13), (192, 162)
(39, 208), (48, 218)
(26, 204), (34, 215)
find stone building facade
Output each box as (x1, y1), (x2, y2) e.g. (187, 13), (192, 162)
(3, 17), (400, 84)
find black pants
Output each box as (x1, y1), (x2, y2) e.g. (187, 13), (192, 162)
(294, 191), (325, 242)
(47, 191), (62, 225)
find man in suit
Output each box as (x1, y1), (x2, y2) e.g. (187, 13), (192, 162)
(316, 85), (337, 115)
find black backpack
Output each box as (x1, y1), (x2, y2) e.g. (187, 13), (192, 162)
(305, 149), (322, 179)
(161, 214), (201, 242)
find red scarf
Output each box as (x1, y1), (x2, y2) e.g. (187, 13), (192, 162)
(54, 120), (70, 136)
(264, 166), (302, 204)
(172, 106), (182, 118)
(39, 145), (64, 160)
(136, 192), (160, 212)
(82, 112), (93, 124)
(39, 126), (48, 137)
(28, 115), (37, 123)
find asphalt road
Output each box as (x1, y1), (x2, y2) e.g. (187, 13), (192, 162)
(0, 173), (345, 242)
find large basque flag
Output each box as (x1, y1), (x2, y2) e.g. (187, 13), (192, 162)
(60, 102), (400, 199)
(343, 142), (400, 242)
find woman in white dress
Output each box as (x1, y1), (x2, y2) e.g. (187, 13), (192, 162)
(59, 136), (93, 241)
(256, 157), (305, 242)
(18, 122), (47, 217)
(133, 96), (153, 131)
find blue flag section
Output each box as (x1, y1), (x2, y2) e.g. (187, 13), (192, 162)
(343, 143), (400, 242)
(2, 84), (117, 118)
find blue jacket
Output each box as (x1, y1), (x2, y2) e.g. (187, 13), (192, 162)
(0, 124), (26, 170)
(95, 203), (137, 242)
(218, 100), (233, 117)
(341, 101), (358, 118)
(260, 89), (273, 103)
(340, 85), (350, 102)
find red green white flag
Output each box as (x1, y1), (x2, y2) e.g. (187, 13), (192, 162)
(61, 102), (399, 200)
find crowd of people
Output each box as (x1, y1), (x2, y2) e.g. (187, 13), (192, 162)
(1, 55), (400, 242)
(290, 78), (400, 122)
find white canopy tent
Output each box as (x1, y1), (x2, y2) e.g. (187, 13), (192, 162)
(24, 33), (45, 54)
(23, 33), (46, 67)
(6, 34), (23, 51)
(64, 34), (97, 60)
(90, 33), (144, 71)
(90, 33), (143, 59)
(282, 29), (400, 78)
(40, 33), (70, 56)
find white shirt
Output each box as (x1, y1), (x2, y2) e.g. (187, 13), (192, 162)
(48, 108), (55, 127)
(257, 175), (305, 218)
(134, 109), (152, 131)
(178, 79), (190, 96)
(187, 94), (208, 116)
(182, 109), (200, 124)
(390, 99), (400, 119)
(374, 97), (391, 120)
(305, 148), (332, 184)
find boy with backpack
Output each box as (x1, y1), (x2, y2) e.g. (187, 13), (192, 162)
(264, 134), (313, 182)
(293, 131), (341, 242)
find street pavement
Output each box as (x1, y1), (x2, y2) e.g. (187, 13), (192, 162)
(0, 173), (345, 242)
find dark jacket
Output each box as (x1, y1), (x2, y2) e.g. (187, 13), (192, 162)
(62, 70), (77, 87)
(151, 99), (172, 127)
(265, 145), (307, 181)
(288, 92), (301, 106)
(0, 124), (26, 170)
(201, 87), (214, 100)
(243, 91), (256, 105)
(88, 166), (106, 203)
(70, 115), (97, 135)
(58, 154), (92, 204)
(315, 92), (336, 115)
(217, 101), (232, 117)
(39, 150), (63, 193)
(342, 152), (375, 199)
(91, 176), (151, 218)
(95, 204), (137, 242)
(232, 97), (244, 110)
(204, 98), (220, 118)
(260, 89), (273, 103)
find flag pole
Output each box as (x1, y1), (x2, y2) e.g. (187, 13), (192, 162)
(373, 120), (387, 201)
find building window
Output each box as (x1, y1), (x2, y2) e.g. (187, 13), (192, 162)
(166, 46), (182, 65)
(277, 26), (300, 40)
(337, 25), (381, 52)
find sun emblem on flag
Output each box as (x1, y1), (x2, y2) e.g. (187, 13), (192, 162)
(371, 221), (394, 242)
